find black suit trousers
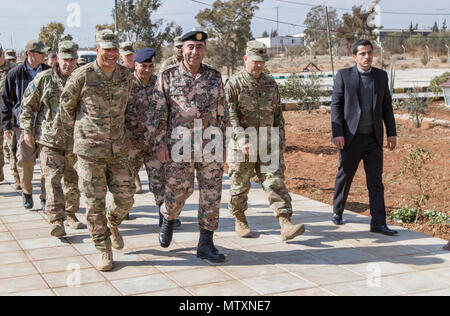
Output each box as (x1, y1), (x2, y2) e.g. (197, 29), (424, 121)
(333, 133), (386, 227)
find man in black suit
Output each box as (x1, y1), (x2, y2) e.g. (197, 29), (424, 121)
(331, 39), (398, 236)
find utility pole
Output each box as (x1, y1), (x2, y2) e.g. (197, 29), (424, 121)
(273, 6), (281, 35)
(445, 44), (449, 63)
(115, 0), (119, 35)
(324, 6), (335, 81)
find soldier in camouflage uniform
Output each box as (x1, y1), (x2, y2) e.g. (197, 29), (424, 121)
(119, 41), (142, 195)
(160, 36), (183, 70)
(0, 44), (16, 182)
(60, 30), (135, 272)
(125, 48), (181, 227)
(5, 49), (17, 64)
(153, 31), (229, 263)
(20, 41), (82, 238)
(225, 41), (305, 242)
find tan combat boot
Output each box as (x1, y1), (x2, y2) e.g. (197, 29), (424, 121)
(0, 168), (4, 182)
(279, 214), (306, 242)
(135, 174), (142, 194)
(64, 214), (83, 229)
(50, 220), (66, 238)
(235, 212), (252, 238)
(109, 224), (124, 250)
(96, 248), (113, 272)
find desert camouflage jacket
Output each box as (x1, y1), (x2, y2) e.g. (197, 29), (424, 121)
(225, 69), (286, 148)
(60, 62), (133, 159)
(20, 63), (69, 150)
(125, 73), (158, 153)
(152, 62), (229, 152)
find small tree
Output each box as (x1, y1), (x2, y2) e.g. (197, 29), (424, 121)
(404, 87), (428, 128)
(96, 24), (115, 32)
(400, 146), (434, 222)
(39, 22), (73, 52)
(279, 72), (322, 112)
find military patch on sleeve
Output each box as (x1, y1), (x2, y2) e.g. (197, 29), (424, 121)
(29, 82), (36, 92)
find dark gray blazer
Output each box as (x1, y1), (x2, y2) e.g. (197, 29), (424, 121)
(331, 65), (397, 148)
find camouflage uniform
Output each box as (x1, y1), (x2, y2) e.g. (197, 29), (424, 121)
(0, 58), (16, 177)
(226, 68), (292, 218)
(152, 62), (229, 231)
(20, 57), (80, 223)
(5, 49), (17, 62)
(160, 55), (182, 71)
(126, 73), (165, 205)
(60, 60), (134, 251)
(160, 36), (183, 71)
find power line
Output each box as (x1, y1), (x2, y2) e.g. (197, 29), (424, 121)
(190, 0), (450, 39)
(277, 0), (450, 16)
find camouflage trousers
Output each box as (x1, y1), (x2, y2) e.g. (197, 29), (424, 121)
(160, 161), (224, 232)
(4, 132), (19, 182)
(228, 156), (292, 218)
(129, 148), (165, 206)
(39, 146), (80, 223)
(76, 155), (135, 251)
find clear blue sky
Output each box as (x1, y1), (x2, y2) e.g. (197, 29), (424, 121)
(0, 0), (449, 50)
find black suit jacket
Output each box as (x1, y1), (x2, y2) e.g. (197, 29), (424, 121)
(331, 65), (396, 148)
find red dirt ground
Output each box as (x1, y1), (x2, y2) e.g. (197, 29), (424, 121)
(282, 103), (450, 240)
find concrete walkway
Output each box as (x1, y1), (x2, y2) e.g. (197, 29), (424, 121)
(0, 162), (449, 296)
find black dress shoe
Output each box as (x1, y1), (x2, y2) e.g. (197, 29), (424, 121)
(22, 193), (34, 210)
(159, 217), (176, 248)
(332, 214), (344, 225)
(443, 241), (450, 251)
(197, 229), (225, 263)
(370, 225), (399, 236)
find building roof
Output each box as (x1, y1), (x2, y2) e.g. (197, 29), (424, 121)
(441, 79), (450, 88)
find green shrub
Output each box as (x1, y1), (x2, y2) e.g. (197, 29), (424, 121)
(389, 206), (418, 223)
(400, 146), (434, 222)
(279, 72), (322, 113)
(423, 210), (450, 225)
(429, 71), (450, 95)
(404, 88), (428, 128)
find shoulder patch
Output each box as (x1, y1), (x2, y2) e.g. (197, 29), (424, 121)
(29, 82), (36, 93)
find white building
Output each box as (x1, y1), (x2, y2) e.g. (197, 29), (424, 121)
(255, 34), (304, 49)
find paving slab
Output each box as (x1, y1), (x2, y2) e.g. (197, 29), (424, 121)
(0, 164), (448, 296)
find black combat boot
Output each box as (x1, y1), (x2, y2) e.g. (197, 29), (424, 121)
(22, 193), (33, 210)
(196, 229), (225, 263)
(159, 217), (176, 248)
(159, 205), (181, 228)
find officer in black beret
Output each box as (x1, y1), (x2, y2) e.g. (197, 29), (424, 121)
(180, 30), (208, 43)
(126, 48), (183, 228)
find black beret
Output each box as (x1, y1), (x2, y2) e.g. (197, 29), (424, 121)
(135, 48), (156, 63)
(181, 31), (208, 43)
